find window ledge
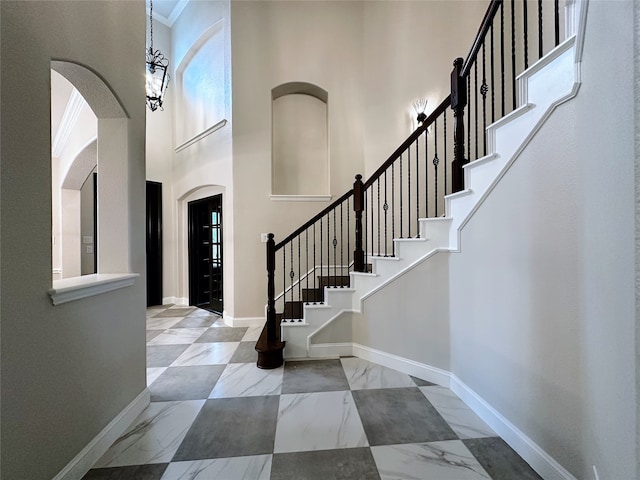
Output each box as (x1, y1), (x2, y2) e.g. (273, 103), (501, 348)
(270, 195), (332, 202)
(49, 273), (139, 306)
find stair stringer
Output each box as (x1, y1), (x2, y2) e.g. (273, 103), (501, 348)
(283, 25), (583, 360)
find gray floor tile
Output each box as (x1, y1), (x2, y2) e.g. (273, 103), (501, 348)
(352, 387), (458, 446)
(229, 341), (258, 363)
(147, 345), (190, 368)
(195, 327), (248, 343)
(149, 365), (225, 402)
(410, 375), (437, 386)
(155, 307), (196, 318)
(146, 330), (164, 342)
(171, 315), (216, 328)
(463, 437), (543, 480)
(281, 359), (350, 394)
(271, 448), (381, 480)
(172, 396), (280, 461)
(82, 463), (168, 480)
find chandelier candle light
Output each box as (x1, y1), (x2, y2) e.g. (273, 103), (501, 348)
(146, 0), (170, 111)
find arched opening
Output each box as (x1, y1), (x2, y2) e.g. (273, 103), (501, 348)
(49, 60), (134, 302)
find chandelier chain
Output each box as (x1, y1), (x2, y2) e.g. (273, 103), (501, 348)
(149, 0), (154, 51)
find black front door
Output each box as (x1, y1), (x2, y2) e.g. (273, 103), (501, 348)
(188, 195), (223, 314)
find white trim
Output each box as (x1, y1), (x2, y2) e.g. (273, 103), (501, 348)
(146, 0), (188, 27)
(450, 376), (578, 480)
(308, 342), (353, 357)
(52, 89), (86, 158)
(352, 343), (451, 387)
(52, 388), (150, 480)
(174, 119), (227, 153)
(270, 195), (333, 202)
(49, 273), (139, 306)
(222, 312), (265, 327)
(162, 296), (189, 306)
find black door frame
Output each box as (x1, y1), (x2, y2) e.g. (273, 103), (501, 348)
(188, 194), (223, 314)
(146, 181), (163, 307)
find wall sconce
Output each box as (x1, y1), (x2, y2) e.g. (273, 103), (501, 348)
(413, 98), (428, 126)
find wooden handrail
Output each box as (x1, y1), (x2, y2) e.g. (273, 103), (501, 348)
(275, 190), (354, 250)
(461, 0), (503, 77)
(363, 96), (451, 190)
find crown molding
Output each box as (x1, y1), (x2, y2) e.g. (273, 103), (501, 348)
(52, 89), (85, 158)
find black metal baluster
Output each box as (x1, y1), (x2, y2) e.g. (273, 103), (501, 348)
(523, 0), (528, 69)
(538, 0), (543, 60)
(474, 60), (478, 161)
(297, 236), (301, 307)
(391, 162), (395, 256)
(313, 223), (316, 304)
(481, 41), (487, 157)
(511, 0), (516, 110)
(377, 179), (381, 255)
(554, 0), (560, 47)
(399, 154), (403, 238)
(340, 202), (344, 281)
(384, 170), (388, 256)
(333, 208), (337, 288)
(281, 248), (285, 319)
(444, 110), (448, 198)
(434, 118), (439, 217)
(347, 197), (351, 271)
(491, 22), (495, 124)
(415, 138), (420, 236)
(319, 216), (322, 299)
(501, 3), (505, 117)
(305, 228), (309, 304)
(408, 143), (411, 238)
(371, 187), (374, 255)
(326, 214), (330, 289)
(290, 241), (294, 315)
(467, 72), (471, 163)
(426, 127), (429, 217)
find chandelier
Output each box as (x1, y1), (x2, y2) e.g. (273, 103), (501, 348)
(146, 0), (170, 112)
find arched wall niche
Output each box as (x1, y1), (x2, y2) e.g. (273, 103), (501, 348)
(271, 82), (329, 197)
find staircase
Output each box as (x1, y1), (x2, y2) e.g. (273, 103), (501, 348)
(257, 0), (585, 368)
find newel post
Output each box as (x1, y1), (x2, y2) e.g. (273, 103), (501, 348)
(266, 233), (277, 342)
(353, 174), (365, 272)
(451, 57), (468, 193)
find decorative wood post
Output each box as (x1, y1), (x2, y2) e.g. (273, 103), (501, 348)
(451, 57), (468, 193)
(353, 174), (365, 272)
(266, 233), (277, 342)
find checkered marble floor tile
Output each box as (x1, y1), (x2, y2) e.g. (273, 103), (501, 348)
(83, 305), (542, 480)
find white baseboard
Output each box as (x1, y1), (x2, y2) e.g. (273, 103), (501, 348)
(53, 388), (150, 480)
(450, 376), (577, 480)
(162, 296), (188, 306)
(222, 312), (265, 327)
(351, 343), (451, 387)
(308, 342), (354, 358)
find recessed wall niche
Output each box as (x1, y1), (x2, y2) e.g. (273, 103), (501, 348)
(176, 20), (227, 148)
(272, 82), (329, 196)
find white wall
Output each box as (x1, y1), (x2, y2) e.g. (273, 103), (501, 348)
(0, 2), (146, 478)
(362, 0), (486, 176)
(231, 0), (365, 319)
(448, 1), (636, 478)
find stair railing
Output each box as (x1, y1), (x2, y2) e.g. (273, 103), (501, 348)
(260, 0), (567, 368)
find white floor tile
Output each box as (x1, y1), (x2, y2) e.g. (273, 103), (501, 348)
(161, 455), (272, 480)
(170, 342), (239, 366)
(146, 317), (183, 330)
(274, 391), (368, 453)
(94, 400), (205, 468)
(372, 441), (491, 480)
(420, 386), (495, 439)
(147, 367), (167, 386)
(341, 357), (416, 390)
(241, 325), (263, 342)
(209, 363), (283, 398)
(147, 328), (208, 345)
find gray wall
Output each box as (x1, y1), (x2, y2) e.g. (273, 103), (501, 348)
(448, 1), (636, 478)
(0, 2), (146, 478)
